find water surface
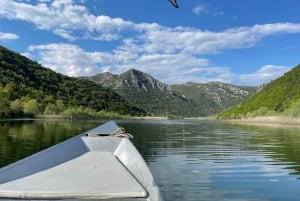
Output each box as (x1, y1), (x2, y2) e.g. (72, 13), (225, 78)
(1, 119), (300, 201)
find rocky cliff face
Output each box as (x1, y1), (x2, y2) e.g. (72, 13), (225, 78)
(197, 81), (253, 108)
(171, 81), (256, 113)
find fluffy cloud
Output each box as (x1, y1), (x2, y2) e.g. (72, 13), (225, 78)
(0, 0), (134, 40)
(26, 43), (212, 82)
(27, 43), (115, 76)
(238, 65), (291, 86)
(2, 0), (300, 51)
(0, 32), (19, 40)
(135, 23), (300, 55)
(26, 43), (291, 86)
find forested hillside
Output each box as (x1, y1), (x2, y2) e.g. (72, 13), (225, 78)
(86, 70), (256, 117)
(86, 69), (199, 117)
(218, 64), (300, 119)
(0, 45), (146, 118)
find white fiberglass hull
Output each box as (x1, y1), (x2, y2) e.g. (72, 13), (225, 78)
(0, 121), (164, 201)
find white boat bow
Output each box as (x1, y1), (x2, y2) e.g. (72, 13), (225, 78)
(0, 121), (164, 201)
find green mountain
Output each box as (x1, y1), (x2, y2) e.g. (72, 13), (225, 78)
(85, 69), (198, 117)
(171, 82), (257, 115)
(86, 69), (256, 117)
(217, 64), (300, 119)
(0, 45), (146, 118)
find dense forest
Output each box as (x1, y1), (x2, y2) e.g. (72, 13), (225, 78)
(0, 45), (146, 118)
(217, 64), (300, 119)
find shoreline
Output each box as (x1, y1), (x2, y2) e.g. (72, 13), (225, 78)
(224, 116), (300, 127)
(1, 115), (170, 121)
(131, 116), (169, 120)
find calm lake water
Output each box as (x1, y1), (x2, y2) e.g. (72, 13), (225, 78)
(1, 119), (300, 201)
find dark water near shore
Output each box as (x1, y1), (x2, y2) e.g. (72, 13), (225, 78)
(1, 119), (300, 201)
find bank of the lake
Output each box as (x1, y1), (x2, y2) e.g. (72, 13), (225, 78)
(224, 116), (300, 127)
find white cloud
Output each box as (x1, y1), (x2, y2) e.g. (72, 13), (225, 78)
(135, 23), (300, 55)
(192, 4), (207, 15)
(0, 32), (19, 40)
(27, 43), (115, 76)
(25, 43), (220, 83)
(237, 65), (291, 86)
(0, 0), (134, 40)
(25, 43), (291, 86)
(2, 0), (300, 52)
(252, 23), (300, 35)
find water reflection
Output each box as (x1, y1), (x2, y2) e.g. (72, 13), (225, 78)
(0, 120), (100, 167)
(0, 120), (300, 201)
(119, 120), (300, 201)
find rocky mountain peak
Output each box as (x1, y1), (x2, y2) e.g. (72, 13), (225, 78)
(88, 68), (170, 92)
(119, 69), (169, 92)
(95, 72), (116, 81)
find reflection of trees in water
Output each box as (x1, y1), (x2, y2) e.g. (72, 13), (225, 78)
(0, 120), (99, 167)
(241, 124), (300, 176)
(121, 121), (168, 161)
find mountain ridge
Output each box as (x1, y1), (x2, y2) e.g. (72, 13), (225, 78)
(86, 69), (256, 117)
(86, 69), (197, 116)
(170, 81), (257, 115)
(87, 69), (170, 92)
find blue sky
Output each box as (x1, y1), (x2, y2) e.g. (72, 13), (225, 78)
(0, 0), (300, 86)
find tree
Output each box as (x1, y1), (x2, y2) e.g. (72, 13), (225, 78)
(56, 100), (65, 113)
(44, 103), (59, 115)
(10, 99), (22, 115)
(0, 86), (10, 117)
(23, 99), (40, 116)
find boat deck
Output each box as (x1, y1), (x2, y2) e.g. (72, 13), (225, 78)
(0, 151), (147, 199)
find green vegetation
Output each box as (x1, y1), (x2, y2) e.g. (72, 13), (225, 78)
(115, 88), (197, 118)
(0, 45), (146, 118)
(171, 82), (256, 116)
(217, 64), (300, 119)
(86, 69), (256, 117)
